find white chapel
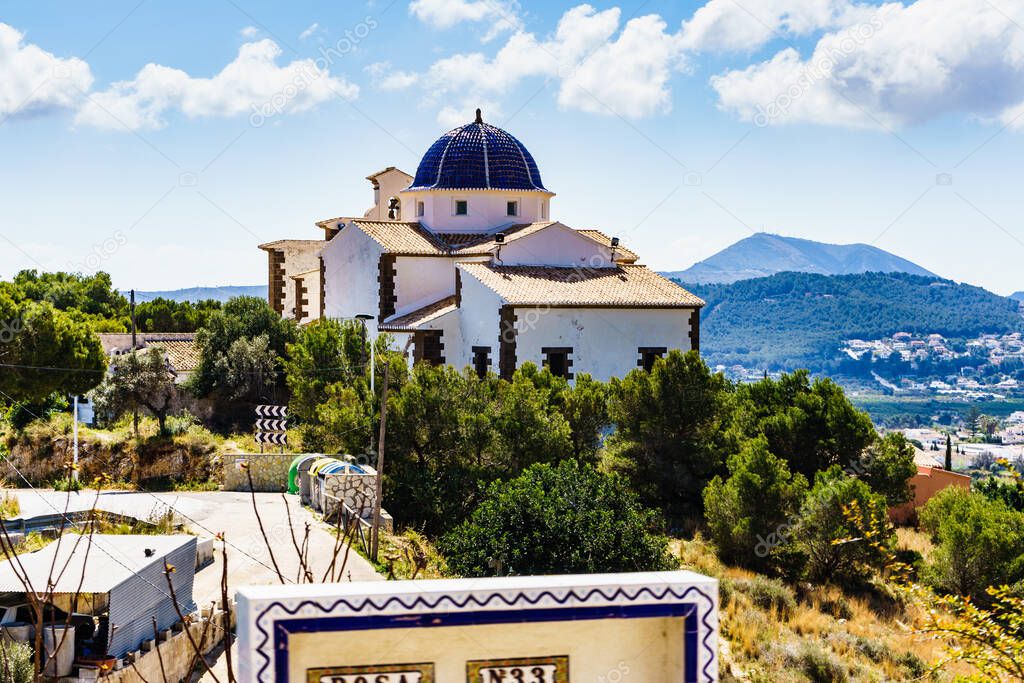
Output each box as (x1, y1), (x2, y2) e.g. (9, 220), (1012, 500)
(260, 110), (704, 381)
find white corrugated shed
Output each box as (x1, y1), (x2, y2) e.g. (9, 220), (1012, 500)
(0, 534), (197, 657)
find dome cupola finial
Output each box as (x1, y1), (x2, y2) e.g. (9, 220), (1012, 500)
(475, 108), (483, 124)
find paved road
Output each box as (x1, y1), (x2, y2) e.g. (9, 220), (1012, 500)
(10, 488), (381, 600)
(12, 488), (383, 682)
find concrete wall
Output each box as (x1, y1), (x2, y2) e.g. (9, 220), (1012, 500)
(222, 454), (294, 492)
(96, 606), (231, 683)
(401, 189), (552, 233)
(515, 307), (694, 382)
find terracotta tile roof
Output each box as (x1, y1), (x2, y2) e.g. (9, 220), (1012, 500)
(257, 239), (324, 252)
(160, 340), (201, 374)
(577, 229), (638, 263)
(96, 332), (196, 355)
(96, 333), (200, 375)
(350, 220), (451, 255)
(379, 295), (459, 331)
(447, 222), (554, 254)
(458, 263), (705, 308)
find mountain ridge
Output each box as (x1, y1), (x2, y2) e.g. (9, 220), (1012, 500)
(130, 285), (267, 303)
(664, 233), (936, 284)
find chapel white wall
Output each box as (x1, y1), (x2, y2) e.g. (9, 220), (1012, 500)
(455, 271), (504, 372)
(321, 226), (384, 332)
(401, 190), (551, 233)
(514, 307), (694, 382)
(394, 257), (455, 316)
(499, 223), (612, 267)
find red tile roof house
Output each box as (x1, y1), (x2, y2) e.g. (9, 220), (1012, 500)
(890, 465), (972, 525)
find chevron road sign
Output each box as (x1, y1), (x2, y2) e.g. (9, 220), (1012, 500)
(255, 419), (288, 432)
(255, 404), (287, 418)
(255, 431), (288, 446)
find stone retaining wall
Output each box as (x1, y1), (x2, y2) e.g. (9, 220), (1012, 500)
(222, 453), (294, 492)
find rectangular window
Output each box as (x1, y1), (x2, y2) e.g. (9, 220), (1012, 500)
(472, 346), (491, 379)
(637, 346), (668, 372)
(542, 346), (573, 379)
(454, 199), (469, 216)
(416, 201), (424, 217)
(506, 200), (519, 217)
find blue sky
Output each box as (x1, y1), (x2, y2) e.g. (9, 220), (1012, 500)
(2, 0), (1024, 293)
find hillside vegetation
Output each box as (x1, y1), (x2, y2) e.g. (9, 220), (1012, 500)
(685, 272), (1023, 369)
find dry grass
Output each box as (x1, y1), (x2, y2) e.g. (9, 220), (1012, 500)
(895, 527), (934, 559)
(0, 490), (20, 519)
(678, 537), (950, 682)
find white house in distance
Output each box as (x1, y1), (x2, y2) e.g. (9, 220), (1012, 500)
(260, 110), (703, 381)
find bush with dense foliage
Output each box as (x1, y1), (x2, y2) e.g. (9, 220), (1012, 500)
(919, 487), (1024, 598)
(188, 296), (295, 423)
(703, 437), (808, 573)
(790, 466), (895, 583)
(442, 459), (674, 576)
(92, 346), (178, 435)
(859, 432), (918, 505)
(728, 370), (876, 481)
(607, 350), (731, 523)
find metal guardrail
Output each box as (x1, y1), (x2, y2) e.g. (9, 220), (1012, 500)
(1, 510), (160, 538)
(325, 494), (372, 556)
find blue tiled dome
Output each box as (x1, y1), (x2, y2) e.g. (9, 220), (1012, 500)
(408, 111), (548, 192)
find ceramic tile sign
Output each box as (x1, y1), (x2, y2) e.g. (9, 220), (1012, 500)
(467, 655), (568, 683)
(236, 571), (719, 683)
(307, 663), (433, 683)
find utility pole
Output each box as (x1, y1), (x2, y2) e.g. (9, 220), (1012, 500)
(130, 289), (139, 437)
(370, 361), (389, 562)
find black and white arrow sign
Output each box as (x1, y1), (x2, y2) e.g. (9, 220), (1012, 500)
(255, 419), (288, 432)
(255, 431), (288, 445)
(255, 404), (288, 418)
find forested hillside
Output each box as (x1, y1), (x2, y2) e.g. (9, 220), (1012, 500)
(685, 272), (1024, 370)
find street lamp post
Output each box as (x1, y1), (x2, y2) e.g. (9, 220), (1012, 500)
(355, 314), (375, 394)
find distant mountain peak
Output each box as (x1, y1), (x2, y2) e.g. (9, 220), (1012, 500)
(663, 233), (937, 284)
(130, 285), (267, 304)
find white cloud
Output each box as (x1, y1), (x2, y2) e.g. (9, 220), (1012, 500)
(240, 26), (260, 38)
(299, 22), (320, 41)
(559, 14), (684, 118)
(679, 0), (872, 52)
(75, 39), (359, 130)
(365, 61), (419, 90)
(409, 0), (523, 42)
(0, 23), (93, 118)
(710, 0), (1024, 129)
(418, 4), (684, 119)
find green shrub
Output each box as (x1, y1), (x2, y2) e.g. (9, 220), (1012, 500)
(703, 437), (808, 574)
(733, 576), (797, 619)
(51, 476), (82, 492)
(799, 643), (848, 683)
(442, 460), (675, 576)
(0, 640), (33, 683)
(919, 487), (1024, 599)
